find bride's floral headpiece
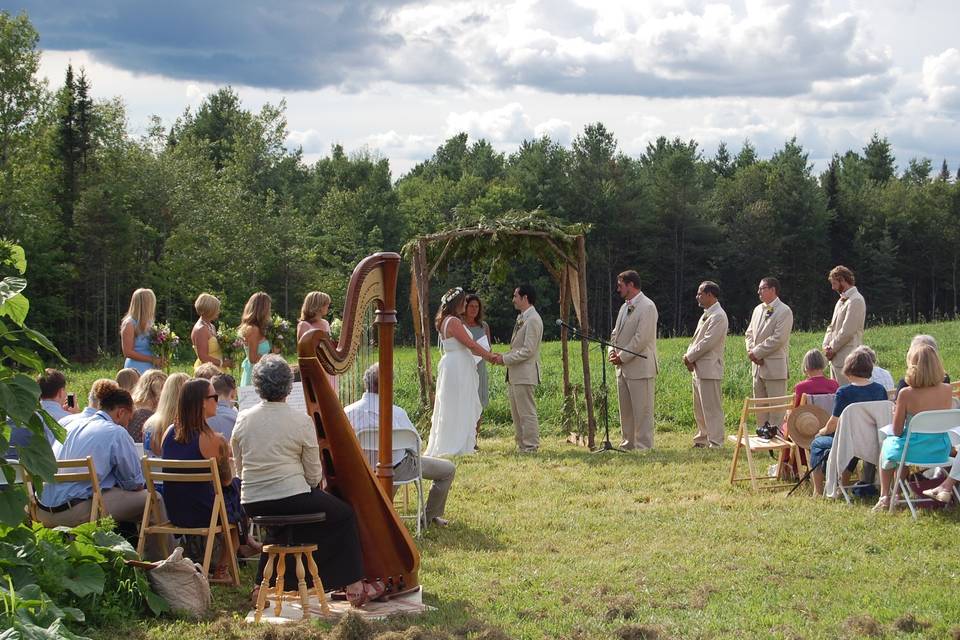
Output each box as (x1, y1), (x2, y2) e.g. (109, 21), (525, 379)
(441, 287), (464, 306)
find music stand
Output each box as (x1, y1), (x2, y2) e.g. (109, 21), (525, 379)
(558, 320), (645, 453)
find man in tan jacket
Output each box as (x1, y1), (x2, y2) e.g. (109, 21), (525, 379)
(609, 270), (659, 450)
(745, 276), (793, 427)
(822, 265), (866, 386)
(499, 284), (543, 452)
(683, 281), (728, 448)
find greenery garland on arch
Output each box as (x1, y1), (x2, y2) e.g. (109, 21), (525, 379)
(403, 210), (600, 447)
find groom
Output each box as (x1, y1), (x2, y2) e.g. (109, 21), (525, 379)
(494, 284), (543, 453)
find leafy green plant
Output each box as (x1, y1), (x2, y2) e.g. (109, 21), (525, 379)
(0, 240), (68, 526)
(0, 519), (167, 639)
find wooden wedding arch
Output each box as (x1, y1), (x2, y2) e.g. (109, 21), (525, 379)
(404, 214), (599, 447)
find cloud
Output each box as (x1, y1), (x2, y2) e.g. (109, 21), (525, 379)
(534, 118), (573, 145)
(285, 129), (325, 154)
(445, 102), (533, 142)
(922, 48), (960, 112)
(16, 0), (895, 100)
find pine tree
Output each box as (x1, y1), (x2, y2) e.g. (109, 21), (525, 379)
(734, 140), (757, 170)
(54, 65), (79, 226)
(938, 159), (950, 182)
(863, 132), (895, 183)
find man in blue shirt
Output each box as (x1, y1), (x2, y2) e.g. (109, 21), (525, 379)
(37, 388), (171, 559)
(39, 368), (75, 423)
(207, 373), (238, 441)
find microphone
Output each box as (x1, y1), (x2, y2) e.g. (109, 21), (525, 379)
(556, 318), (577, 332)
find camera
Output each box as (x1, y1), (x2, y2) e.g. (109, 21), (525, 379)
(66, 393), (76, 409)
(755, 421), (778, 439)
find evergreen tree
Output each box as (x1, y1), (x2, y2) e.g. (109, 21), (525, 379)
(863, 132), (895, 183)
(708, 142), (733, 179)
(938, 159), (950, 182)
(902, 158), (932, 185)
(734, 140), (757, 171)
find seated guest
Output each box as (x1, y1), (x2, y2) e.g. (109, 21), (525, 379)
(61, 379), (119, 430)
(128, 369), (167, 442)
(39, 368), (74, 422)
(194, 362), (222, 380)
(809, 350), (888, 496)
(792, 349), (839, 407)
(857, 346), (895, 393)
(37, 388), (172, 559)
(922, 450), (960, 504)
(160, 378), (258, 579)
(876, 344), (953, 512)
(894, 334), (949, 396)
(207, 374), (238, 441)
(115, 368), (141, 393)
(345, 363), (456, 527)
(231, 355), (383, 607)
(144, 372), (189, 455)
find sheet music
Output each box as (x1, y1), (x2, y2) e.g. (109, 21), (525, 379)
(238, 384), (307, 414)
(473, 334), (490, 365)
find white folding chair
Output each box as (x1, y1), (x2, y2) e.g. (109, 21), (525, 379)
(888, 409), (960, 519)
(355, 426), (426, 537)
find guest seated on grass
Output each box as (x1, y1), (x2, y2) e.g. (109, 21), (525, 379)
(207, 373), (238, 441)
(160, 378), (259, 580)
(875, 344), (953, 512)
(115, 368), (140, 393)
(144, 372), (189, 455)
(61, 379), (119, 430)
(231, 355), (383, 608)
(809, 350), (887, 496)
(128, 369), (167, 442)
(792, 349), (839, 407)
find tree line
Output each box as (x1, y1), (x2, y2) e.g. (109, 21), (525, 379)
(2, 12), (960, 360)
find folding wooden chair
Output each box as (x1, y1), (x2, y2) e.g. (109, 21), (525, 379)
(728, 395), (797, 491)
(22, 457), (105, 524)
(137, 457), (241, 586)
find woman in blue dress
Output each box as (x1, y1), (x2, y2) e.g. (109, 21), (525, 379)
(120, 288), (161, 374)
(160, 378), (259, 580)
(239, 292), (273, 387)
(875, 344), (954, 512)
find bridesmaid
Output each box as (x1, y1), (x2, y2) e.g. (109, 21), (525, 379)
(463, 294), (492, 447)
(297, 291), (336, 389)
(121, 288), (162, 374)
(191, 293), (230, 372)
(239, 292), (273, 387)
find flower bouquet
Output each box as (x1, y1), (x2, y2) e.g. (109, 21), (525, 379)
(267, 314), (293, 354)
(217, 325), (244, 371)
(329, 317), (342, 341)
(151, 322), (179, 372)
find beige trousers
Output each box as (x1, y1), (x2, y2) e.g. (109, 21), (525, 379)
(35, 489), (174, 560)
(617, 376), (655, 450)
(508, 383), (539, 452)
(692, 376), (724, 446)
(830, 362), (850, 387)
(752, 376), (788, 426)
(394, 454), (456, 520)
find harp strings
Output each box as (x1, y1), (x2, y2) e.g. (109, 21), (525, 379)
(336, 302), (377, 406)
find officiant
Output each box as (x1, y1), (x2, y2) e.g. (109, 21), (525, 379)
(462, 294), (492, 449)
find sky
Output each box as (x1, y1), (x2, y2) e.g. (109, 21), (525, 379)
(10, 0), (960, 178)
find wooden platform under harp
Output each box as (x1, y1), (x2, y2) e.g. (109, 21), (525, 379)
(297, 251), (420, 597)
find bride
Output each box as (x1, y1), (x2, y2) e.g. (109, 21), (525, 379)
(425, 287), (498, 457)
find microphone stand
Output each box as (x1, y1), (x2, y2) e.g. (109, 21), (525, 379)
(557, 319), (645, 454)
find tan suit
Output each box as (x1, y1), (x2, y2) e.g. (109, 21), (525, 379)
(685, 302), (728, 446)
(822, 286), (865, 386)
(610, 292), (659, 450)
(503, 306), (543, 452)
(744, 297), (793, 426)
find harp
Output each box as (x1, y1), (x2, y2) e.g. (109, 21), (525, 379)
(297, 251), (420, 596)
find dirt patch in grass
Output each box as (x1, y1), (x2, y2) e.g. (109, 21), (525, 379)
(950, 626), (960, 640)
(688, 585), (716, 610)
(842, 614), (882, 638)
(604, 596), (637, 621)
(615, 624), (664, 640)
(892, 614), (931, 633)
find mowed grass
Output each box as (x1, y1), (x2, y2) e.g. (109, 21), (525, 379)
(63, 320), (960, 639)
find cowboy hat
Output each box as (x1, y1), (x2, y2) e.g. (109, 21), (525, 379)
(785, 404), (830, 450)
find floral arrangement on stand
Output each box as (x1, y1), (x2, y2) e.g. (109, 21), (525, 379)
(267, 314), (293, 354)
(151, 322), (179, 372)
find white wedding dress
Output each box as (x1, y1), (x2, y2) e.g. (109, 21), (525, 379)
(424, 317), (482, 457)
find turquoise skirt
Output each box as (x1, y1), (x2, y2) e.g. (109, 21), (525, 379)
(880, 432), (950, 467)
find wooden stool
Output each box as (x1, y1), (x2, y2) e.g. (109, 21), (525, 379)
(251, 514), (330, 622)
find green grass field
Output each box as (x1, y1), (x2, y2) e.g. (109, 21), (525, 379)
(64, 321), (960, 639)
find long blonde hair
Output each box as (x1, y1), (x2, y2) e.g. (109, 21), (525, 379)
(904, 344), (945, 389)
(122, 288), (156, 336)
(132, 369), (167, 409)
(144, 372), (189, 453)
(240, 292), (271, 339)
(299, 291), (331, 323)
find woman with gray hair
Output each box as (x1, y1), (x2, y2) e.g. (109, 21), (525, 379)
(791, 349), (839, 407)
(231, 355), (384, 607)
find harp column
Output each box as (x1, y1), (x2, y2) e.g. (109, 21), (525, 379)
(375, 253), (401, 496)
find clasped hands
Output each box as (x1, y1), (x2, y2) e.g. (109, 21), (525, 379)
(488, 352), (505, 365)
(748, 350), (764, 366)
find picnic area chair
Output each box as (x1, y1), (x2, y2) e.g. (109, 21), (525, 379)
(137, 456), (241, 586)
(22, 457), (105, 524)
(729, 394), (797, 491)
(887, 409), (960, 519)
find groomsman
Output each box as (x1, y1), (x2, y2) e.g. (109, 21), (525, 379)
(683, 281), (728, 448)
(500, 285), (543, 453)
(745, 277), (793, 427)
(822, 265), (865, 386)
(609, 270), (659, 450)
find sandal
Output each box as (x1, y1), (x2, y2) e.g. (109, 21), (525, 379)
(871, 496), (891, 513)
(346, 580), (386, 608)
